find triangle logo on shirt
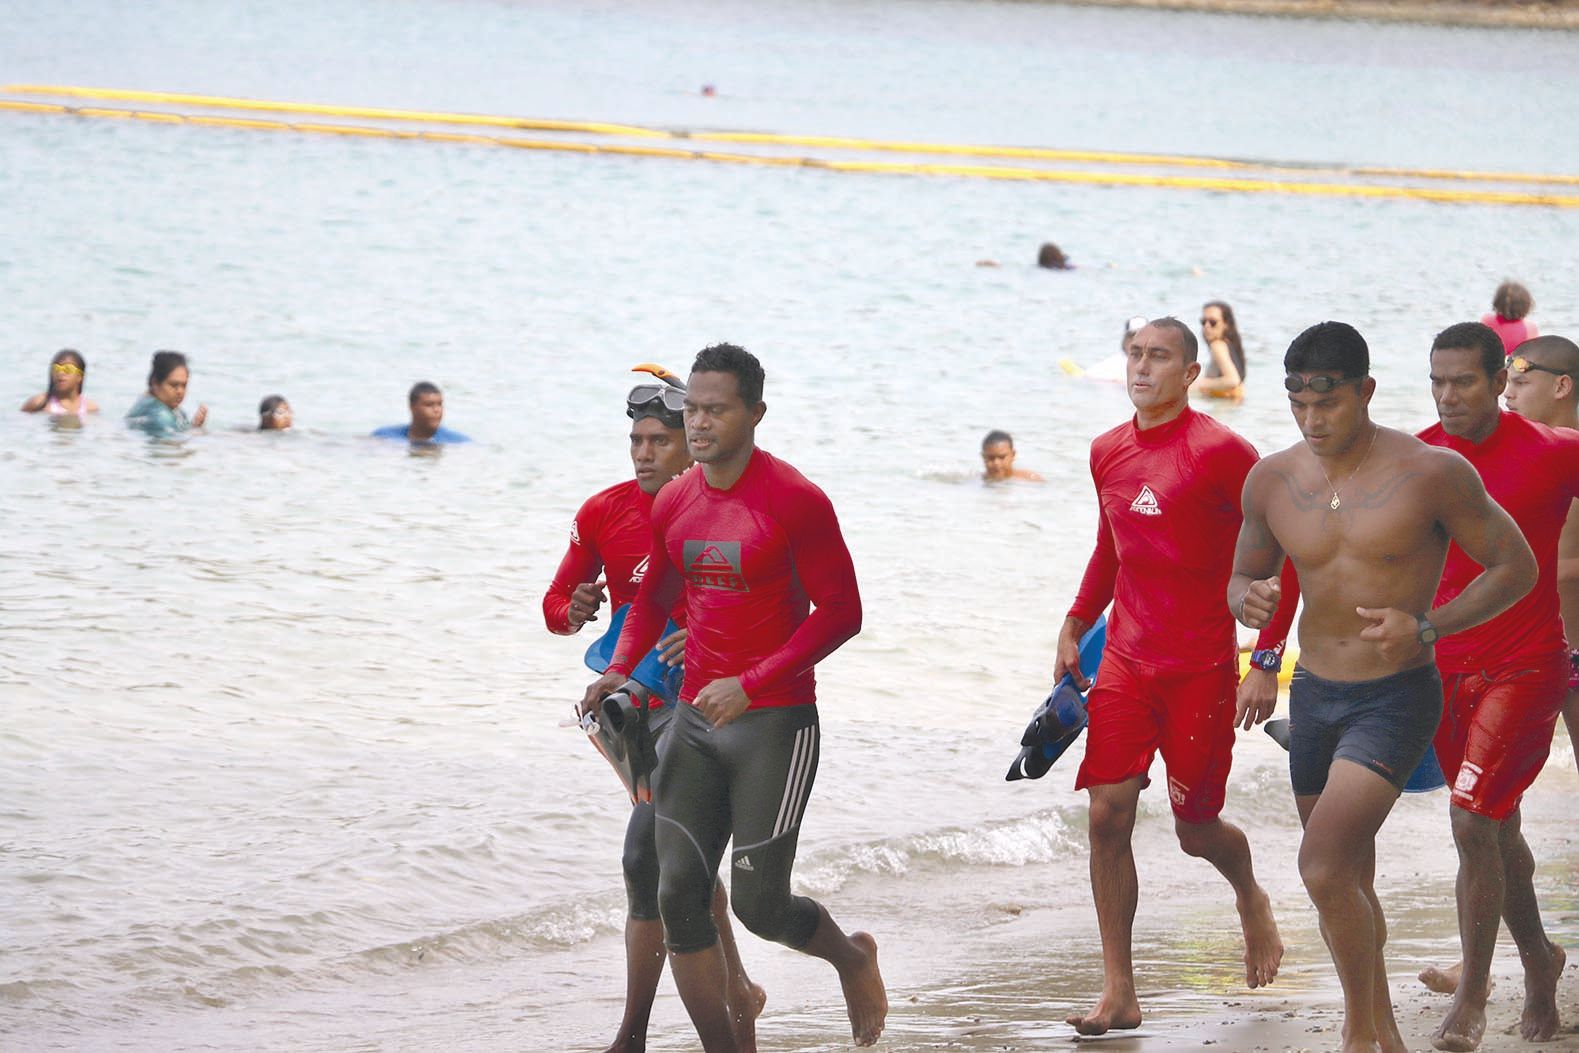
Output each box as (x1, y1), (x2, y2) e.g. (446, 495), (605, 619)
(1130, 485), (1162, 516)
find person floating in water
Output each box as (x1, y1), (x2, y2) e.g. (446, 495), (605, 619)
(1037, 242), (1073, 270)
(1192, 300), (1246, 399)
(258, 395), (292, 431)
(371, 382), (470, 444)
(126, 351), (207, 437)
(1481, 280), (1539, 357)
(980, 430), (1043, 482)
(21, 349), (99, 416)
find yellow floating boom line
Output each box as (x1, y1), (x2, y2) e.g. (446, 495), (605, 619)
(9, 82), (1579, 189)
(4, 98), (1578, 210)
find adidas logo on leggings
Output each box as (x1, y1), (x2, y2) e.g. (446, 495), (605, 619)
(733, 855), (754, 871)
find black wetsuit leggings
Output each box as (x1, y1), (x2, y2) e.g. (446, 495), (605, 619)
(621, 706), (672, 921)
(654, 701), (822, 955)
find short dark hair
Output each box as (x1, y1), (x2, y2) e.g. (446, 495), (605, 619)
(1515, 334), (1579, 375)
(982, 429), (1013, 450)
(1285, 322), (1369, 379)
(691, 343), (764, 405)
(1492, 281), (1533, 321)
(1431, 322), (1505, 378)
(148, 350), (188, 387)
(1147, 317), (1200, 364)
(259, 394), (287, 419)
(1037, 242), (1069, 269)
(409, 381), (441, 405)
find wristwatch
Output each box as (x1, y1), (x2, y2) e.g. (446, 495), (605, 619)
(1416, 614), (1439, 646)
(1249, 647), (1283, 673)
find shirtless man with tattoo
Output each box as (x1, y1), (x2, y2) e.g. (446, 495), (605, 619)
(1228, 321), (1536, 1053)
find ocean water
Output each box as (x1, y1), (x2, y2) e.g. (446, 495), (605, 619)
(3, 1), (1579, 1050)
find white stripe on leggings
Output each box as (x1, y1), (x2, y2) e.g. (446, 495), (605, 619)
(772, 725), (816, 839)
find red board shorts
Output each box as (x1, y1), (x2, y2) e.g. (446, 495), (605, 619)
(1434, 650), (1569, 821)
(1075, 651), (1238, 824)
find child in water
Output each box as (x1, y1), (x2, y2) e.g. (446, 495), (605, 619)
(21, 350), (99, 416)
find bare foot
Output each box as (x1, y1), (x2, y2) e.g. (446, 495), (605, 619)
(1519, 942), (1565, 1042)
(1420, 960), (1463, 995)
(1431, 996), (1486, 1051)
(1237, 885), (1283, 989)
(1066, 991), (1142, 1036)
(836, 932), (886, 1047)
(727, 981), (767, 1053)
(601, 1029), (644, 1053)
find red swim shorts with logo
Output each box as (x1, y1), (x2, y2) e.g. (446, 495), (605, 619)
(1075, 651), (1238, 824)
(1434, 650), (1569, 821)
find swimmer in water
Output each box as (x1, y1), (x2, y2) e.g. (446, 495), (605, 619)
(981, 430), (1044, 482)
(258, 395), (292, 431)
(125, 351), (207, 436)
(21, 349), (99, 416)
(1481, 280), (1539, 357)
(1193, 301), (1246, 399)
(1037, 242), (1073, 270)
(371, 382), (470, 444)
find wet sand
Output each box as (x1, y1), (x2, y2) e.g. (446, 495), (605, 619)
(1054, 0), (1579, 30)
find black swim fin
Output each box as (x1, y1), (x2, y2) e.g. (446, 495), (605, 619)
(1005, 678), (1089, 781)
(588, 682), (660, 804)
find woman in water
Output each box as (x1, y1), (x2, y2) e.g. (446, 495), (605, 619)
(1481, 280), (1539, 356)
(126, 351), (208, 436)
(1193, 300), (1246, 398)
(20, 349), (99, 415)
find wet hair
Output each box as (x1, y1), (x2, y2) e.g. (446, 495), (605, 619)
(1203, 301), (1247, 380)
(1146, 317), (1200, 364)
(1036, 242), (1070, 270)
(1492, 281), (1533, 321)
(1432, 322), (1506, 379)
(408, 381), (441, 405)
(1515, 334), (1579, 378)
(1284, 321), (1370, 379)
(258, 394), (288, 428)
(691, 343), (765, 406)
(148, 350), (188, 387)
(982, 429), (1014, 450)
(47, 348), (86, 395)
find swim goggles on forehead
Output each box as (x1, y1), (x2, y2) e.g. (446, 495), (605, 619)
(1284, 374), (1362, 394)
(626, 383), (686, 428)
(1508, 355), (1572, 378)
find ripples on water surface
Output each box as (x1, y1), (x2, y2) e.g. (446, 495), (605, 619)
(2, 0), (1578, 1049)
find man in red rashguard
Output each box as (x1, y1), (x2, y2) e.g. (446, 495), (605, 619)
(1414, 323), (1578, 1051)
(582, 343), (887, 1052)
(545, 374), (761, 1053)
(1053, 317), (1289, 1036)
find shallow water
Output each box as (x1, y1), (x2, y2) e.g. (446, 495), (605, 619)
(3, 1), (1579, 1050)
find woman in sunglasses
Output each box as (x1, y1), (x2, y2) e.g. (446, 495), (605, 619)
(1193, 301), (1247, 399)
(21, 349), (99, 416)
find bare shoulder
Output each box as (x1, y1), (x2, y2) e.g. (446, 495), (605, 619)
(20, 394), (45, 412)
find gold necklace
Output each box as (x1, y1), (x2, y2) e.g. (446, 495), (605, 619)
(1316, 425), (1379, 510)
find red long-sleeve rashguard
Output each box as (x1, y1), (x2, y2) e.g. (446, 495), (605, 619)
(542, 479), (663, 635)
(608, 448), (861, 709)
(1068, 407), (1291, 670)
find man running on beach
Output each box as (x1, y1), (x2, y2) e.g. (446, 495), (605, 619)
(1053, 317), (1288, 1037)
(1410, 324), (1578, 1051)
(582, 343), (886, 1051)
(1501, 335), (1579, 781)
(545, 373), (763, 1052)
(1231, 321), (1536, 1053)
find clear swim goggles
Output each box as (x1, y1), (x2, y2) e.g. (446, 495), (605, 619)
(1283, 374), (1363, 394)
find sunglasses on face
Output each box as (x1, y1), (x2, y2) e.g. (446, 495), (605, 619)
(1200, 318), (1220, 327)
(1507, 356), (1571, 378)
(1284, 374), (1362, 394)
(52, 362), (83, 376)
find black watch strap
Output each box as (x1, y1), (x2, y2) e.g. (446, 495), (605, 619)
(1416, 614), (1439, 645)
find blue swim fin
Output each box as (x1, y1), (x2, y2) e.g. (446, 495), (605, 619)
(1263, 717), (1447, 793)
(583, 603), (684, 705)
(1006, 616), (1106, 782)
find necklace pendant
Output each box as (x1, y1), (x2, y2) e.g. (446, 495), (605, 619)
(1330, 495), (1341, 510)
